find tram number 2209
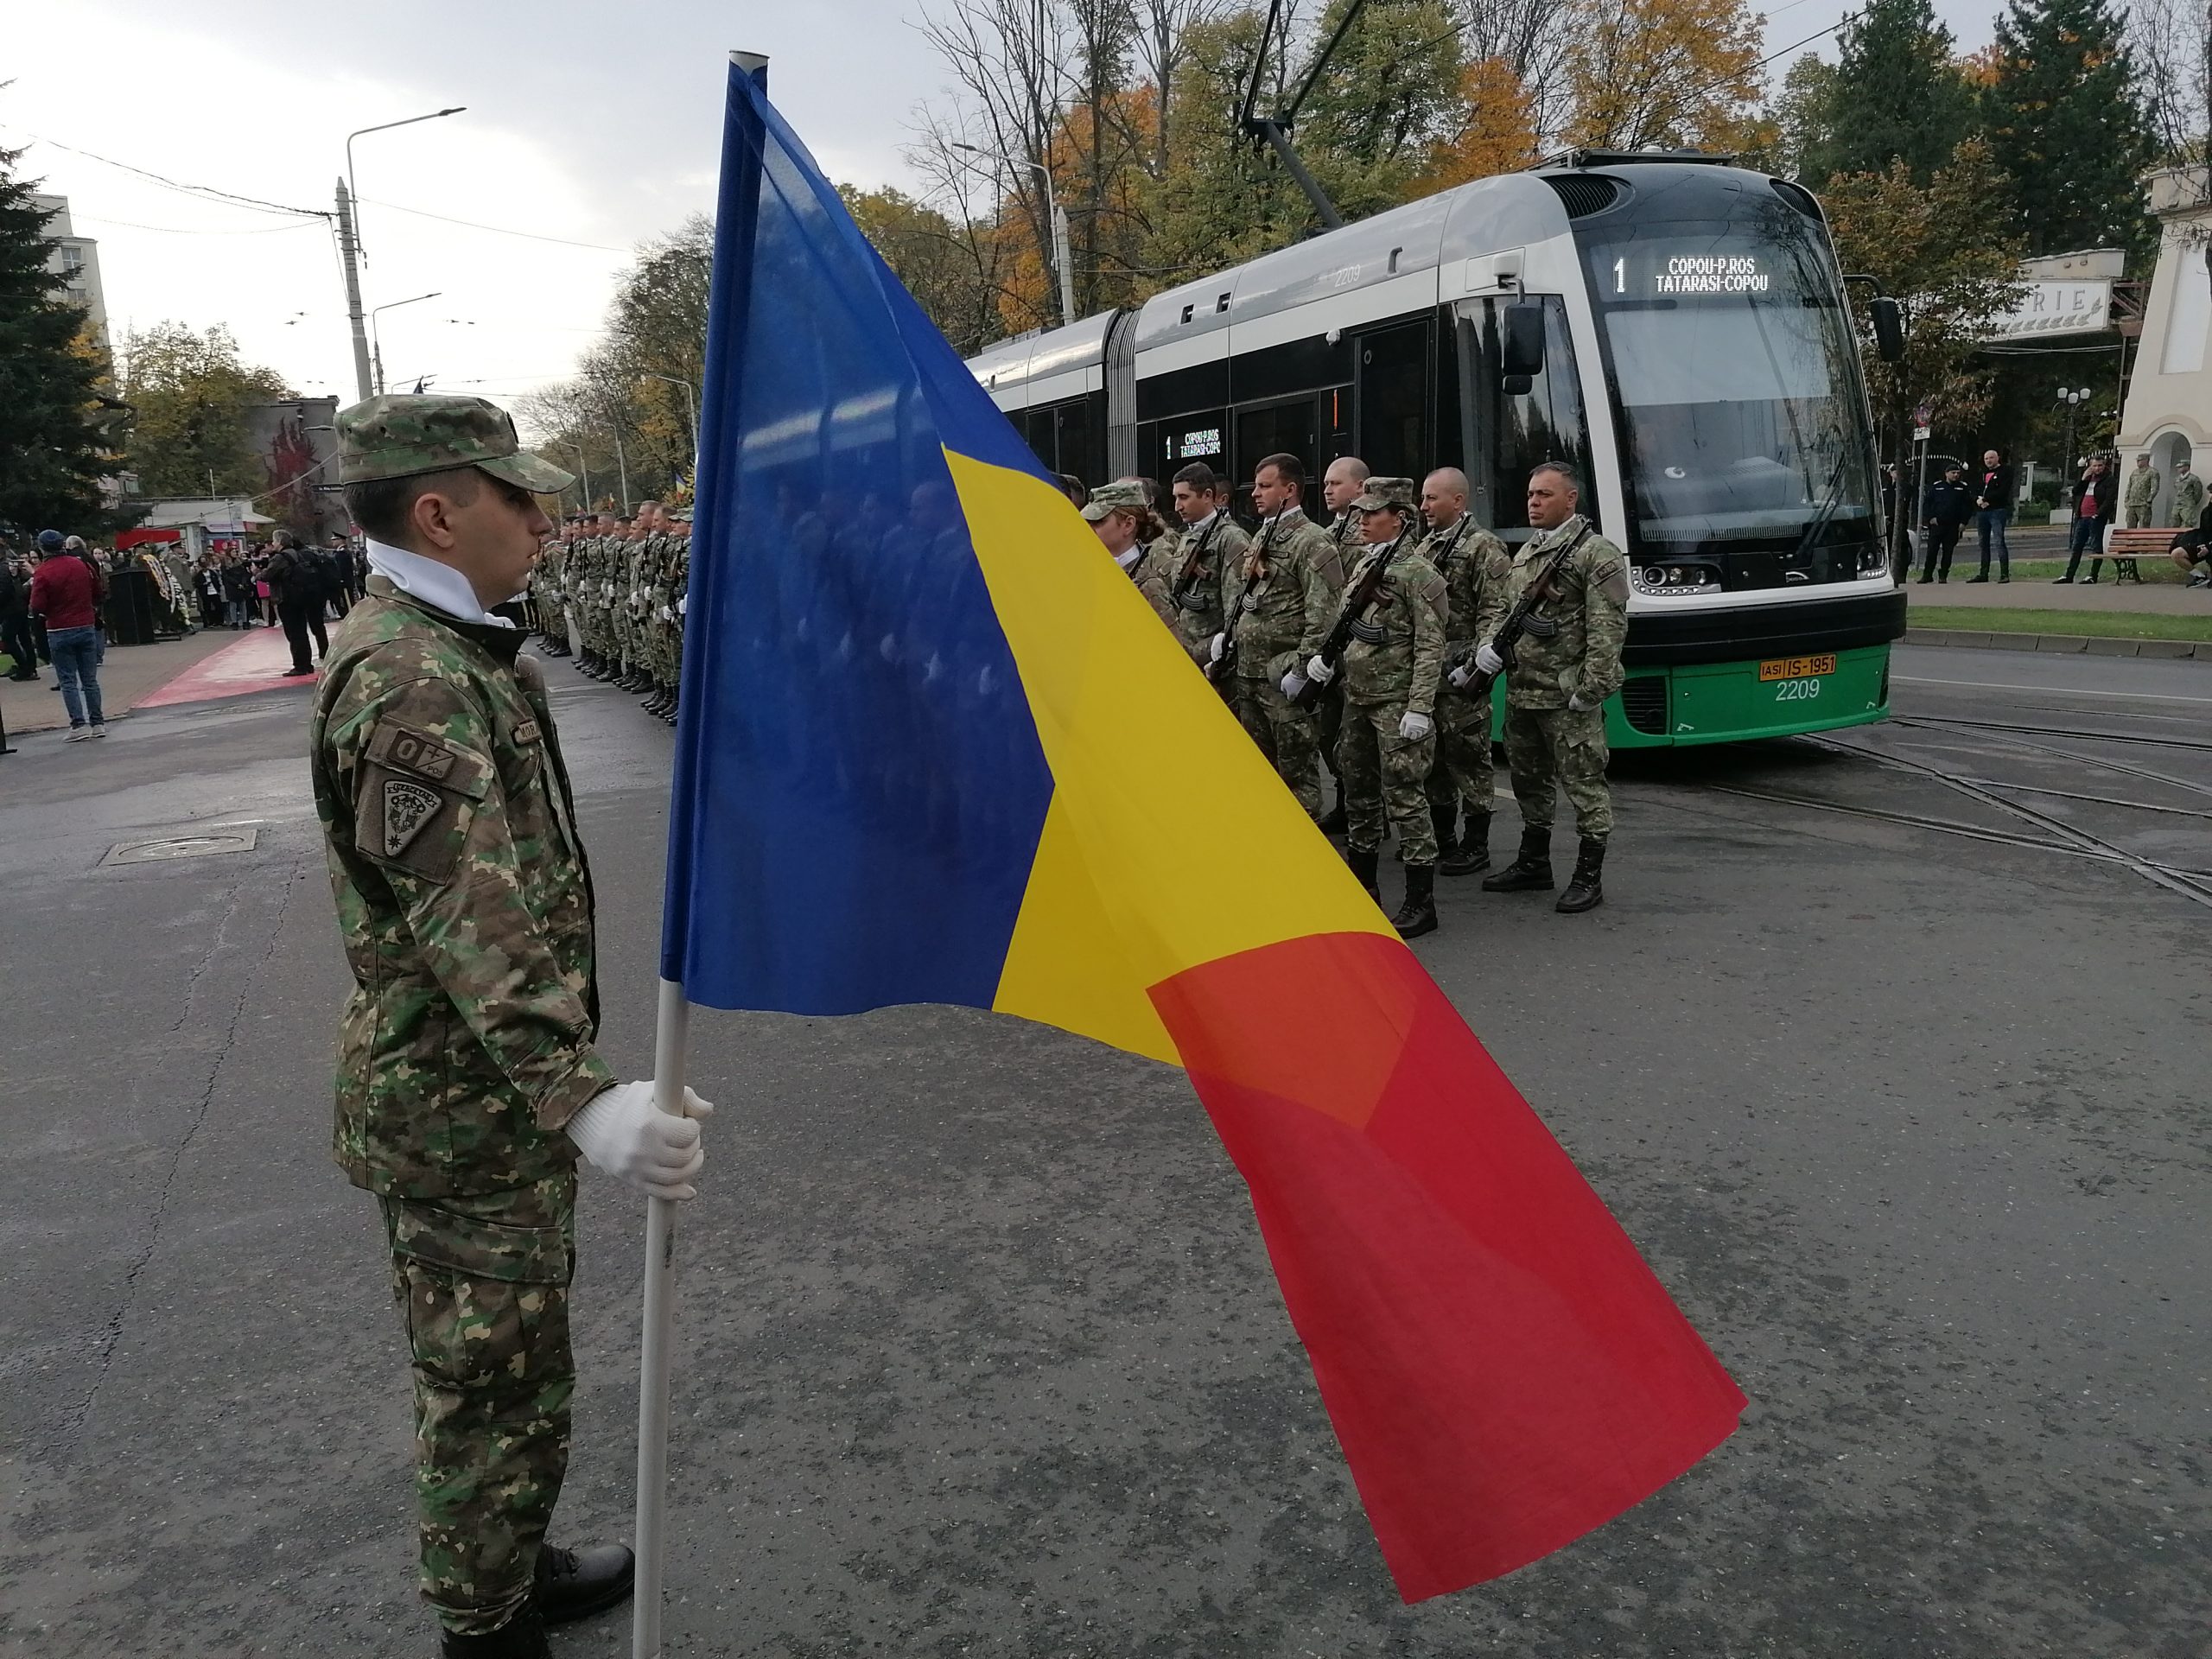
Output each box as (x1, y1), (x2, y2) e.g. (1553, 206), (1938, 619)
(1759, 654), (1837, 701)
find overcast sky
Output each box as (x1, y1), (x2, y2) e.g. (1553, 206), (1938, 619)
(6, 0), (2007, 429)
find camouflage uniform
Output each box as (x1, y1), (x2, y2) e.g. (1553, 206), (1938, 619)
(2123, 460), (2158, 530)
(1316, 506), (1365, 809)
(1228, 507), (1337, 819)
(1421, 513), (1512, 823)
(1159, 509), (1251, 672)
(2171, 466), (2205, 531)
(665, 520), (690, 709)
(1487, 512), (1629, 842)
(1081, 480), (1178, 630)
(310, 396), (605, 1640)
(1328, 487), (1447, 867)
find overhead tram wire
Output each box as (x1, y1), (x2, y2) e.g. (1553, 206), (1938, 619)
(357, 199), (630, 254)
(0, 124), (329, 219)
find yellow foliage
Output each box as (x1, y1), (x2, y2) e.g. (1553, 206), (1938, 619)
(1564, 0), (1767, 154)
(1418, 58), (1539, 190)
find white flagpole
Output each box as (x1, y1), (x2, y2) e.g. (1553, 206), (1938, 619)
(632, 976), (690, 1659)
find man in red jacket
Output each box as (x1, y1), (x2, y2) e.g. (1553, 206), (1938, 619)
(27, 529), (105, 740)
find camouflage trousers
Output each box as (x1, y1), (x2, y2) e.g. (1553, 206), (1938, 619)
(1502, 702), (1612, 841)
(1236, 666), (1323, 820)
(380, 1170), (576, 1637)
(1426, 683), (1495, 817)
(1338, 699), (1439, 865)
(1313, 683), (1346, 795)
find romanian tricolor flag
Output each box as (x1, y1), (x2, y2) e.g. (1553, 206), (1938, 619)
(664, 60), (1745, 1601)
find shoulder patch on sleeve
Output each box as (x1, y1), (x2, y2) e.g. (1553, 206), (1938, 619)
(382, 778), (442, 856)
(365, 717), (491, 799)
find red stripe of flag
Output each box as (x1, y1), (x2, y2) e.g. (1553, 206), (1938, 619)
(1149, 931), (1745, 1600)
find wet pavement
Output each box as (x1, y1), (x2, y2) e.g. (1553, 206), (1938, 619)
(0, 645), (2203, 1658)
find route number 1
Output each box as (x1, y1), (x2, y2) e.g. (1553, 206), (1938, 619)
(1613, 257), (1625, 294)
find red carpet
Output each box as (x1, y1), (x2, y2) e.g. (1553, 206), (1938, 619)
(137, 627), (315, 709)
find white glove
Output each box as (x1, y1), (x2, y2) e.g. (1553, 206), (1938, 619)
(1474, 642), (1505, 677)
(1305, 653), (1334, 685)
(1568, 691), (1600, 713)
(1208, 632), (1226, 664)
(1398, 710), (1433, 741)
(1281, 668), (1307, 699)
(565, 1081), (715, 1201)
(677, 595), (687, 617)
(1447, 663), (1472, 690)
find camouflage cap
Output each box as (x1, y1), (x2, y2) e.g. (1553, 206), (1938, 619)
(1079, 480), (1151, 523)
(1349, 476), (1417, 513)
(336, 394), (575, 493)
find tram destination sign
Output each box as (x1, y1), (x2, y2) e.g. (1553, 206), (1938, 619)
(1608, 251), (1773, 297)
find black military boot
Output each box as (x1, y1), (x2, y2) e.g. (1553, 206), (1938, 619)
(1430, 797), (1457, 866)
(440, 1605), (550, 1657)
(1318, 798), (1348, 835)
(1392, 864), (1438, 938)
(535, 1540), (635, 1624)
(1346, 842), (1381, 902)
(1440, 810), (1491, 877)
(1481, 825), (1553, 892)
(1555, 838), (1605, 913)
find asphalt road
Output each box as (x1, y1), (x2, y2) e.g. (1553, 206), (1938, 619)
(1, 644), (2203, 1658)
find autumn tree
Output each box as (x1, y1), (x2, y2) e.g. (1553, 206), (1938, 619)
(1982, 0), (2156, 263)
(0, 143), (114, 535)
(1822, 139), (2025, 508)
(1419, 55), (1541, 188)
(117, 322), (292, 499)
(1560, 0), (1769, 155)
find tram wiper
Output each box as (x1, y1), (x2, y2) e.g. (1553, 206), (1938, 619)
(1789, 443), (1850, 565)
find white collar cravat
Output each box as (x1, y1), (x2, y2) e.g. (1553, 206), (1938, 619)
(365, 537), (514, 629)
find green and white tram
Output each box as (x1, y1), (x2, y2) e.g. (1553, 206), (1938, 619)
(965, 152), (1904, 747)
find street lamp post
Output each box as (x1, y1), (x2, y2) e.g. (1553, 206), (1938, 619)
(2056, 385), (2093, 495)
(338, 106), (465, 402)
(563, 442), (594, 516)
(642, 372), (702, 479)
(369, 292), (442, 397)
(952, 140), (1074, 327)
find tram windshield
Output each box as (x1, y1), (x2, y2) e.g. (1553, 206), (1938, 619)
(1578, 182), (1878, 582)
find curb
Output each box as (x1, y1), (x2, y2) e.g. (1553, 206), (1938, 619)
(1904, 626), (2208, 661)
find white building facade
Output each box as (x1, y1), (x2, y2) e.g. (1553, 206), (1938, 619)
(2114, 168), (2212, 526)
(29, 193), (109, 356)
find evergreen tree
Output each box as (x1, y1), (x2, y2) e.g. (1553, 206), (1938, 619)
(0, 143), (112, 537)
(1982, 0), (2156, 261)
(1801, 0), (1972, 188)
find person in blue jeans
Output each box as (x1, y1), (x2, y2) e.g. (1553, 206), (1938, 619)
(27, 530), (107, 741)
(1966, 448), (2015, 582)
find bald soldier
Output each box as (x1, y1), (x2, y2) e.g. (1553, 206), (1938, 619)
(310, 395), (715, 1657)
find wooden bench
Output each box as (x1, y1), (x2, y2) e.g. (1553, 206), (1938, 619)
(2091, 527), (2161, 582)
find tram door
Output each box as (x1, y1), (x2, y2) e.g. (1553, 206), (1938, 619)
(1354, 318), (1432, 482)
(1233, 395), (1321, 521)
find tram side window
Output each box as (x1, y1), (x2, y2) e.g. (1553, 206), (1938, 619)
(1054, 399), (1096, 489)
(1456, 296), (1594, 543)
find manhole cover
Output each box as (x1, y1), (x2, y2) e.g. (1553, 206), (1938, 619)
(104, 829), (260, 866)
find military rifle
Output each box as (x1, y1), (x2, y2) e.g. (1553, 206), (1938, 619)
(1210, 529), (1271, 683)
(1292, 535), (1398, 710)
(1451, 524), (1590, 698)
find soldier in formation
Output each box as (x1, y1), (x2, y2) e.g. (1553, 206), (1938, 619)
(1217, 452), (1342, 823)
(1082, 480), (1178, 627)
(545, 505), (686, 724)
(1415, 467), (1510, 875)
(310, 394), (713, 1658)
(2123, 453), (2158, 530)
(1313, 454), (1370, 831)
(1285, 476), (1446, 937)
(1161, 462), (1250, 688)
(1471, 461), (1626, 913)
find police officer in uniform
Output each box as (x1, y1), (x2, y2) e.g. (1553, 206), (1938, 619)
(1287, 477), (1446, 936)
(310, 395), (715, 1657)
(1475, 461), (1627, 912)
